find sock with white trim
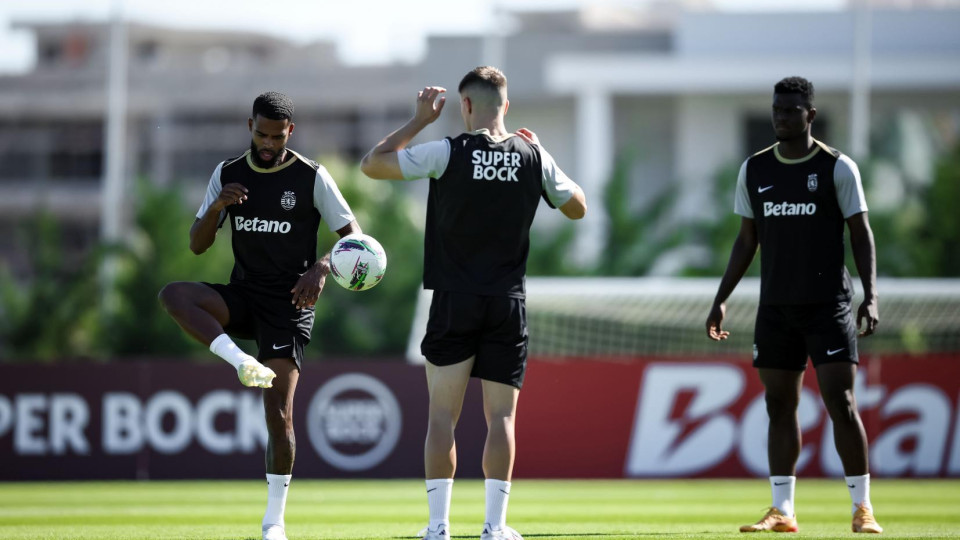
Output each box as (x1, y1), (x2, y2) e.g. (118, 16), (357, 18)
(484, 478), (511, 529)
(262, 474), (291, 529)
(770, 476), (796, 517)
(210, 333), (253, 369)
(426, 478), (453, 531)
(846, 473), (872, 514)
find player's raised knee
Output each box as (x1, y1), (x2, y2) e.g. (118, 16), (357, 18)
(157, 282), (189, 312)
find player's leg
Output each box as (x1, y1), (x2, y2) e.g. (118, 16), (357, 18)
(476, 296), (526, 540)
(759, 368), (805, 477)
(816, 362), (867, 475)
(808, 301), (881, 532)
(419, 291), (483, 540)
(420, 291), (482, 540)
(254, 303), (311, 540)
(741, 306), (804, 533)
(425, 359), (474, 478)
(260, 357), (299, 540)
(419, 359), (473, 540)
(158, 282), (275, 388)
(157, 281), (230, 344)
(480, 379), (521, 539)
(480, 380), (519, 481)
(816, 362), (880, 532)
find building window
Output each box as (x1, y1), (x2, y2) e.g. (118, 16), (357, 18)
(39, 41), (62, 66)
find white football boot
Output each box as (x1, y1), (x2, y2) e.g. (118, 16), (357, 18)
(262, 524), (287, 540)
(238, 358), (276, 388)
(481, 523), (523, 540)
(418, 523), (450, 540)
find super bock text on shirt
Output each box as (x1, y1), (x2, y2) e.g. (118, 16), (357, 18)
(197, 149), (355, 296)
(396, 129), (578, 298)
(472, 149), (522, 181)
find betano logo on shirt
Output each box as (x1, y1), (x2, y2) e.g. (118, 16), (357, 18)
(763, 201), (817, 217)
(234, 216), (292, 233)
(472, 149), (521, 182)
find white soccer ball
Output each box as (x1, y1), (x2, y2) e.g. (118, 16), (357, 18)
(329, 233), (387, 291)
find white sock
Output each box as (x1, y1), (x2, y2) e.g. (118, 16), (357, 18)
(262, 474), (291, 529)
(484, 479), (511, 528)
(210, 333), (253, 369)
(426, 478), (453, 531)
(770, 476), (796, 517)
(846, 474), (872, 514)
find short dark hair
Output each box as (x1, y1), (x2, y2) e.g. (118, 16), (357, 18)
(252, 91), (294, 121)
(458, 66), (507, 96)
(774, 76), (815, 108)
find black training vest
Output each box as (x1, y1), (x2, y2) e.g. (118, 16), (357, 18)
(219, 150), (323, 297)
(423, 132), (544, 298)
(746, 141), (854, 305)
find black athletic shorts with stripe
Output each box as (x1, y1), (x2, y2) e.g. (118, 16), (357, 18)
(202, 282), (313, 369)
(421, 290), (529, 389)
(753, 301), (858, 371)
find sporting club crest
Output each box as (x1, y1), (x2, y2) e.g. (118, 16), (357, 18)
(807, 174), (818, 192)
(280, 190), (297, 210)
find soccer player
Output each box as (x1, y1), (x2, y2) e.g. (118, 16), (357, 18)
(158, 91), (360, 540)
(360, 66), (587, 540)
(706, 77), (882, 534)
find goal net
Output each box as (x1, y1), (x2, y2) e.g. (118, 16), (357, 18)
(406, 278), (960, 362)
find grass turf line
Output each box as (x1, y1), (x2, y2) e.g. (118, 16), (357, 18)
(0, 479), (958, 539)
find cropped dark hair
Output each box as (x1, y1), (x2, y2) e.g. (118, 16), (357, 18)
(458, 66), (507, 95)
(252, 91), (294, 121)
(774, 76), (815, 108)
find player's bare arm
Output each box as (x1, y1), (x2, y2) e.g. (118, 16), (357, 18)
(707, 217), (759, 340)
(360, 86), (447, 180)
(189, 183), (248, 254)
(559, 187), (587, 220)
(517, 127), (588, 220)
(847, 211), (879, 337)
(290, 220), (361, 308)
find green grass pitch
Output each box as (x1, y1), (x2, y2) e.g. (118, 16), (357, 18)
(1, 479), (958, 539)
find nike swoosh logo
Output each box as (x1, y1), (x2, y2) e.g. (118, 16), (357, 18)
(284, 483), (289, 487)
(848, 484), (856, 488)
(272, 343), (292, 350)
(758, 185), (774, 193)
(426, 488), (437, 493)
(499, 489), (510, 494)
(773, 481), (790, 486)
(827, 348), (846, 356)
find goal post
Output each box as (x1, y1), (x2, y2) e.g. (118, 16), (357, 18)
(406, 278), (960, 363)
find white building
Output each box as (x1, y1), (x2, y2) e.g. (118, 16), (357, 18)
(1, 4), (958, 273)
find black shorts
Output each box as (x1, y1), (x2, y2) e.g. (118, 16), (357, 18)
(420, 290), (528, 389)
(202, 282), (313, 369)
(753, 301), (858, 371)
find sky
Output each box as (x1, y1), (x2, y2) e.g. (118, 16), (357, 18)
(0, 0), (849, 74)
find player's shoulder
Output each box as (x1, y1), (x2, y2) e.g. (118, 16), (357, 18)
(814, 139), (844, 161)
(286, 149), (322, 172)
(748, 143), (778, 162)
(220, 150), (249, 171)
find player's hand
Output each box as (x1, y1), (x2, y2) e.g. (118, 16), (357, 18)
(515, 128), (540, 145)
(706, 302), (730, 341)
(414, 86), (446, 126)
(290, 260), (329, 309)
(857, 296), (879, 337)
(214, 183), (248, 211)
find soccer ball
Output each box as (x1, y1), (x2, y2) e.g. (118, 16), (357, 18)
(329, 233), (387, 291)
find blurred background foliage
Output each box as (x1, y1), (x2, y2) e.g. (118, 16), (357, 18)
(2, 143), (958, 361)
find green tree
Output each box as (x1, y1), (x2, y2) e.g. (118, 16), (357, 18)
(102, 178), (235, 358)
(0, 214), (104, 361)
(310, 157), (425, 355)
